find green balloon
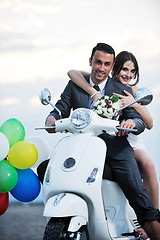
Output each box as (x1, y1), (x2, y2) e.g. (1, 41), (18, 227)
(0, 118), (25, 148)
(0, 160), (18, 193)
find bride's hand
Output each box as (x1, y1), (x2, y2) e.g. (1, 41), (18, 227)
(113, 90), (135, 107)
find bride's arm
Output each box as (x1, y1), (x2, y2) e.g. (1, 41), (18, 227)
(114, 86), (153, 129)
(67, 70), (102, 101)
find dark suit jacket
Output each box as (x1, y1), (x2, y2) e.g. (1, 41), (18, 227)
(47, 75), (146, 178)
(48, 75), (145, 135)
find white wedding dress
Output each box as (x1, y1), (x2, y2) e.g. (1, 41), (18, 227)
(127, 133), (147, 151)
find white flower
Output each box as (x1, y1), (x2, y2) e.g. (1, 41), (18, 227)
(91, 95), (121, 120)
(113, 101), (120, 109)
(96, 105), (103, 115)
(101, 99), (106, 107)
(93, 100), (100, 107)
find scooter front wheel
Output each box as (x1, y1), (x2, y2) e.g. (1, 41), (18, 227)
(43, 217), (89, 240)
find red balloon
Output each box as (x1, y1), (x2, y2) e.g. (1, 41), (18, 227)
(0, 192), (9, 215)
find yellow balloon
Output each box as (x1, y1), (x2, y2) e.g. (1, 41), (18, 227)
(8, 141), (38, 169)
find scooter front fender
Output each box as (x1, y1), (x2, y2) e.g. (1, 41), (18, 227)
(43, 193), (88, 223)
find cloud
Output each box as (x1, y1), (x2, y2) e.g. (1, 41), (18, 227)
(0, 0), (59, 13)
(152, 83), (160, 94)
(0, 97), (20, 105)
(0, 31), (36, 52)
(151, 83), (160, 104)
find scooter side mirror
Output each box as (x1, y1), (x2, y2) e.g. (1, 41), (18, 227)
(112, 87), (153, 120)
(134, 87), (153, 105)
(39, 88), (51, 105)
(39, 88), (62, 119)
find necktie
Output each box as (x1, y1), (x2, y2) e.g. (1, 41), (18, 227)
(93, 85), (100, 92)
(89, 85), (101, 108)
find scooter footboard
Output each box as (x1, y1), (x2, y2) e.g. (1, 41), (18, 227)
(43, 193), (88, 222)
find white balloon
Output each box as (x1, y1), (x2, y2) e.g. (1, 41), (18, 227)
(0, 132), (10, 161)
(26, 136), (50, 168)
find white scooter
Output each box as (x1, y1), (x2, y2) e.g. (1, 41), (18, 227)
(37, 88), (152, 240)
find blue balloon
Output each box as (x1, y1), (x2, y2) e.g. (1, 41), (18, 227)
(10, 168), (41, 202)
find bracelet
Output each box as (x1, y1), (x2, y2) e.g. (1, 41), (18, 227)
(91, 91), (101, 99)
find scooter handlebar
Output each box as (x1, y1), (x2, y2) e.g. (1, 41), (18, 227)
(116, 126), (137, 133)
(35, 126), (56, 130)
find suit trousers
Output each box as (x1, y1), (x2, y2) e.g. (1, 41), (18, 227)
(37, 133), (160, 226)
(99, 133), (160, 226)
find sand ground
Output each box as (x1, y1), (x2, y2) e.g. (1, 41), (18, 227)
(0, 203), (46, 240)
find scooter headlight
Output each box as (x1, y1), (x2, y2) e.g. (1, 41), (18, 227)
(70, 108), (91, 129)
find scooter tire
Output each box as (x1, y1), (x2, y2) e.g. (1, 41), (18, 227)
(43, 217), (89, 240)
(43, 217), (69, 240)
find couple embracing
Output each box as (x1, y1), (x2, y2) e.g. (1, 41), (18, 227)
(39, 43), (160, 240)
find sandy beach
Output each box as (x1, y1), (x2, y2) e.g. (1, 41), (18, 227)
(0, 203), (46, 240)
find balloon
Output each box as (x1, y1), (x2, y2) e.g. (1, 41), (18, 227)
(0, 132), (9, 161)
(8, 141), (38, 169)
(0, 160), (18, 193)
(26, 136), (50, 168)
(10, 168), (41, 202)
(0, 118), (25, 148)
(0, 192), (9, 215)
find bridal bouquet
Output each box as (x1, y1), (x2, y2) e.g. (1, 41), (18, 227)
(91, 95), (121, 120)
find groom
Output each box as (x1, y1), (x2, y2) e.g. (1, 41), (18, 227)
(42, 43), (160, 239)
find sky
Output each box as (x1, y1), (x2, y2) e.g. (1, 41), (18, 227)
(0, 0), (160, 181)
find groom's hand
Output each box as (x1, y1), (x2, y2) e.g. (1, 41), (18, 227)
(45, 116), (57, 133)
(118, 119), (135, 136)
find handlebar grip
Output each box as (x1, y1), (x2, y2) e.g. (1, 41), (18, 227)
(35, 126), (56, 130)
(116, 127), (137, 133)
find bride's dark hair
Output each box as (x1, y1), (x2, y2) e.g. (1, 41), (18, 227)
(112, 51), (139, 86)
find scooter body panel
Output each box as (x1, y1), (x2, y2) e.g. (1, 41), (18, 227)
(42, 132), (138, 240)
(43, 133), (112, 239)
(43, 193), (88, 221)
(43, 133), (106, 201)
(102, 180), (138, 238)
